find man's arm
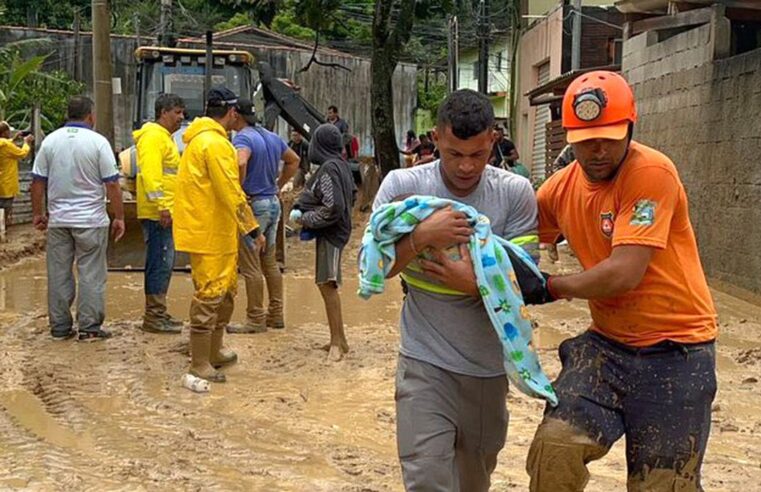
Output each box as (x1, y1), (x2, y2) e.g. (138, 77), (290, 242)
(550, 245), (653, 299)
(277, 147), (300, 190)
(386, 208), (473, 278)
(207, 144), (259, 236)
(106, 181), (125, 242)
(31, 178), (47, 231)
(237, 147), (251, 185)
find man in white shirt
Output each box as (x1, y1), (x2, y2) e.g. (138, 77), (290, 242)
(31, 96), (125, 342)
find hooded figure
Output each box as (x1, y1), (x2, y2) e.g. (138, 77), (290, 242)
(294, 123), (356, 248)
(291, 123), (356, 361)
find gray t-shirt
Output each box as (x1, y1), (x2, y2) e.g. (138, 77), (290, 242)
(32, 124), (119, 228)
(373, 161), (538, 377)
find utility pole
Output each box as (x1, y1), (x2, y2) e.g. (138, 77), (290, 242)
(447, 15), (459, 93)
(73, 10), (82, 82)
(204, 31), (214, 98)
(159, 0), (173, 46)
(92, 0), (115, 146)
(477, 0), (489, 94)
(571, 0), (582, 71)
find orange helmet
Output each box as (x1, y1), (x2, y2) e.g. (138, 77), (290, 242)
(562, 71), (637, 144)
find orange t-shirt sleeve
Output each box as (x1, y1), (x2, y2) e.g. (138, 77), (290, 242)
(612, 166), (679, 249)
(537, 180), (562, 244)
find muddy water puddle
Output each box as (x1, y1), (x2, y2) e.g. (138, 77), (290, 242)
(0, 243), (760, 490)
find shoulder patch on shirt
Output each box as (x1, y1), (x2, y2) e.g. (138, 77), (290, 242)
(600, 211), (615, 237)
(631, 199), (656, 226)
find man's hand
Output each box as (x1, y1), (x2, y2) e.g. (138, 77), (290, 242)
(32, 214), (48, 231)
(23, 134), (34, 146)
(255, 234), (266, 252)
(415, 207), (472, 251)
(419, 243), (479, 297)
(159, 209), (172, 228)
(111, 218), (126, 242)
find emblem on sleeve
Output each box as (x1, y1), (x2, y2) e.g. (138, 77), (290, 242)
(600, 211), (615, 238)
(631, 199), (656, 226)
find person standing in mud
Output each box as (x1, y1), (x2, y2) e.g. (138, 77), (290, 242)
(134, 93), (185, 334)
(373, 89), (539, 491)
(528, 71), (717, 491)
(290, 123), (355, 361)
(30, 96), (125, 341)
(172, 87), (262, 383)
(0, 121), (34, 227)
(226, 99), (300, 334)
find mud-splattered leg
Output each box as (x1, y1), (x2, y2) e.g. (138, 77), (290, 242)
(527, 332), (627, 492)
(624, 344), (716, 492)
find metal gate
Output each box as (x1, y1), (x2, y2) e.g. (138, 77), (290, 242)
(531, 62), (551, 182)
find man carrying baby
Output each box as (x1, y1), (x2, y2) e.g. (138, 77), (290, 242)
(373, 89), (539, 491)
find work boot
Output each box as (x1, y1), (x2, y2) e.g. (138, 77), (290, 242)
(188, 296), (226, 383)
(141, 294), (182, 334)
(189, 331), (226, 383)
(210, 327), (238, 368)
(226, 320), (267, 334)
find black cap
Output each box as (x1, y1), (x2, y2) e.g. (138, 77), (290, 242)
(236, 98), (258, 124)
(206, 86), (238, 107)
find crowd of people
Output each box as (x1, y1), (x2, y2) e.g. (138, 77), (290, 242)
(8, 70), (718, 491)
(24, 89), (356, 378)
(401, 122), (531, 181)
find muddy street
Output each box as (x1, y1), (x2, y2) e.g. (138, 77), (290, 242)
(0, 230), (760, 491)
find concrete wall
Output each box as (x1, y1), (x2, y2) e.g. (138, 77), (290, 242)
(515, 5), (565, 164)
(622, 22), (761, 296)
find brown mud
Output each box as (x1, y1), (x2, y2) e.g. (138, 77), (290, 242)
(0, 229), (759, 490)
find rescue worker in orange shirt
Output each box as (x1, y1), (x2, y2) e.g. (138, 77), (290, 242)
(527, 71), (718, 491)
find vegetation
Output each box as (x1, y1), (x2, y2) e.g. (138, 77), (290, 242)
(0, 40), (84, 132)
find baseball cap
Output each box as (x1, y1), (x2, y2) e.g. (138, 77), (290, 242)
(206, 86), (238, 107)
(235, 98), (257, 125)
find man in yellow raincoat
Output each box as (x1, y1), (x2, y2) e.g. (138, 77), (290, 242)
(173, 87), (262, 383)
(134, 93), (185, 333)
(0, 121), (34, 226)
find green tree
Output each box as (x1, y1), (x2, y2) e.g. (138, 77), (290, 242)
(0, 40), (84, 131)
(372, 0), (418, 177)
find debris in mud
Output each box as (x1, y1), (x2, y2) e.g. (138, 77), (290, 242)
(737, 348), (761, 366)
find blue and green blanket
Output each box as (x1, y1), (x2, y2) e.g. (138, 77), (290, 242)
(358, 195), (557, 405)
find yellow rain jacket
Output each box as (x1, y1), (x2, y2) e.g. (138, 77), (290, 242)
(173, 117), (259, 256)
(134, 122), (180, 220)
(0, 138), (30, 198)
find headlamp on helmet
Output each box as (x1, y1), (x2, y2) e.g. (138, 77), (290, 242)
(573, 88), (607, 122)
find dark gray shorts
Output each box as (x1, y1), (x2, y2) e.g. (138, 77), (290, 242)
(315, 237), (342, 285)
(0, 197), (13, 211)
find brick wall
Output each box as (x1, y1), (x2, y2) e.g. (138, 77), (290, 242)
(623, 25), (761, 296)
(561, 7), (624, 72)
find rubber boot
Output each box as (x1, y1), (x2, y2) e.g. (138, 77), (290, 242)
(188, 296), (226, 382)
(157, 293), (184, 328)
(262, 247), (285, 329)
(141, 294), (181, 334)
(211, 292), (238, 368)
(226, 321), (267, 334)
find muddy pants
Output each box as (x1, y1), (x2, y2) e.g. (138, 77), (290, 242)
(527, 331), (716, 492)
(239, 197), (282, 324)
(396, 355), (509, 492)
(46, 226), (108, 335)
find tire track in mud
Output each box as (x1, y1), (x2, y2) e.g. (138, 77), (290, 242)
(5, 321), (274, 489)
